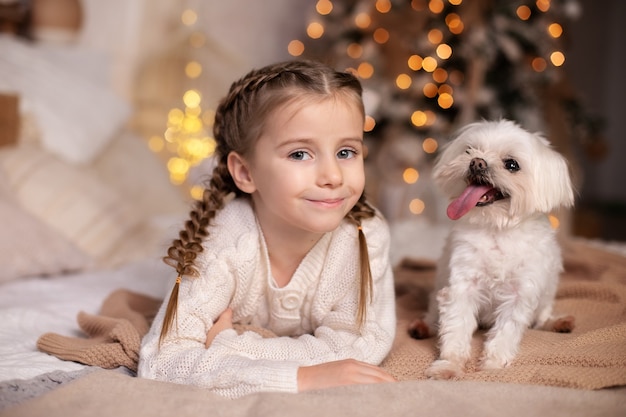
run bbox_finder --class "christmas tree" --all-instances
[288,0,602,223]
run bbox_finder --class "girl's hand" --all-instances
[297,359,396,391]
[205,308,234,348]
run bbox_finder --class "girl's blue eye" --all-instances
[289,150,310,161]
[337,149,356,159]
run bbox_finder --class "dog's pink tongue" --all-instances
[447,184,493,220]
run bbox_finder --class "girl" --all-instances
[138,59,396,398]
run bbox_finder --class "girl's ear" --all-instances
[227,152,256,194]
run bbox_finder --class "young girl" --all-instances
[138,59,396,398]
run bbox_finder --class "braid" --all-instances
[346,194,377,328]
[159,160,236,344]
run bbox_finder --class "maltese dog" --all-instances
[409,119,575,379]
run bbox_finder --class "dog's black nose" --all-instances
[470,158,488,173]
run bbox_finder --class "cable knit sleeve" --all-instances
[209,212,396,367]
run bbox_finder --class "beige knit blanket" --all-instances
[37,239,626,389]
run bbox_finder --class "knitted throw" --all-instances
[37,239,626,389]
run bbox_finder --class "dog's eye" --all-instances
[504,159,520,172]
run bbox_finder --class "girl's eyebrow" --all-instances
[277,137,364,149]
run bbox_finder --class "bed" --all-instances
[1,28,626,417]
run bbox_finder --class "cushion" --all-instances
[0,144,144,262]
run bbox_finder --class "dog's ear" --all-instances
[530,138,575,213]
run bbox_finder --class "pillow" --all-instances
[0,144,144,262]
[0,35,131,164]
[0,170,92,283]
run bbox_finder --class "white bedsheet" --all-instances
[0,257,172,382]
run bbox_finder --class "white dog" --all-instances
[409,119,575,379]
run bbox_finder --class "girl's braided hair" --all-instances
[159,60,377,344]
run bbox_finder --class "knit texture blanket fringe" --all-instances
[37,239,626,389]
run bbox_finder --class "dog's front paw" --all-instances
[425,359,465,380]
[408,318,431,339]
[479,355,509,370]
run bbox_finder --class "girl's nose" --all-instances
[317,157,343,187]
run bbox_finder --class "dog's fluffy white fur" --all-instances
[410,119,575,380]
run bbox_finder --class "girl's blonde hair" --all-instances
[159,60,376,344]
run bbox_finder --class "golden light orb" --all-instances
[423,83,438,98]
[403,167,419,184]
[427,28,444,44]
[307,22,325,39]
[181,9,197,26]
[422,137,438,153]
[438,92,454,109]
[536,0,551,12]
[516,5,531,20]
[183,89,201,108]
[548,23,563,38]
[148,135,165,153]
[446,13,464,34]
[357,62,375,79]
[436,43,452,59]
[408,55,423,70]
[168,108,185,126]
[411,0,426,11]
[185,61,202,79]
[428,0,444,14]
[375,0,392,13]
[190,185,205,201]
[316,0,333,15]
[355,12,371,29]
[411,110,427,127]
[409,198,426,215]
[433,68,448,83]
[532,57,547,72]
[373,27,390,44]
[550,51,565,66]
[288,39,305,56]
[422,56,438,72]
[396,73,412,89]
[347,43,363,59]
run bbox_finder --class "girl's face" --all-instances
[230,97,365,239]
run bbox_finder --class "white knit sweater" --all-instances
[138,198,396,398]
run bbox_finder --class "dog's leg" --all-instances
[425,286,478,380]
[480,295,534,370]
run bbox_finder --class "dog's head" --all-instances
[433,120,574,228]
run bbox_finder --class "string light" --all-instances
[409,199,425,214]
[375,0,392,13]
[403,168,419,184]
[148,7,218,192]
[422,137,438,153]
[516,6,531,20]
[288,40,305,56]
[316,0,333,15]
[307,22,325,39]
[396,73,412,89]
